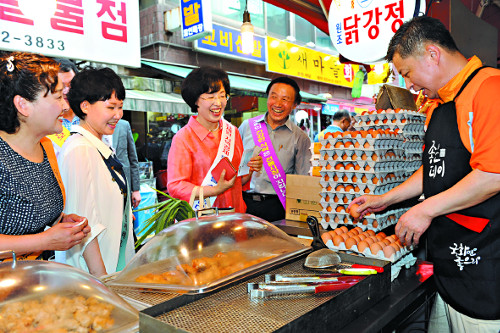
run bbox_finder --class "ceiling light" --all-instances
[240,0,254,54]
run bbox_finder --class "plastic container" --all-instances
[107,213,309,293]
[0,252,138,332]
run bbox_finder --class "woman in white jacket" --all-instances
[57,67,134,277]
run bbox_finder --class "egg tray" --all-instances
[320,174,403,189]
[319,207,408,232]
[320,150,405,164]
[324,238,412,264]
[320,181,403,197]
[319,159,417,172]
[320,207,406,226]
[355,109,426,122]
[320,136,404,150]
[320,169,408,182]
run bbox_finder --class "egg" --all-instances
[357,241,369,253]
[354,226,363,233]
[334,228,343,235]
[335,205,344,213]
[363,142,371,148]
[344,184,354,192]
[344,163,354,170]
[352,235,361,243]
[381,239,391,246]
[334,163,343,170]
[340,226,348,233]
[375,234,384,242]
[333,175,339,181]
[383,245,396,259]
[334,142,343,148]
[333,196,339,203]
[366,230,376,237]
[340,233,349,241]
[370,242,383,255]
[390,242,401,252]
[377,232,387,238]
[354,164,361,171]
[325,215,330,222]
[349,228,359,236]
[333,235,344,246]
[342,196,349,204]
[335,184,344,191]
[345,237,357,249]
[321,232,333,244]
[357,233,366,241]
[364,237,375,246]
[349,203,361,220]
[344,141,353,148]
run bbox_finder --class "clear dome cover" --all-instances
[107,213,308,293]
[0,257,138,332]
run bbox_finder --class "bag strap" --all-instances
[189,186,205,210]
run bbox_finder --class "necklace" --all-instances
[208,122,220,132]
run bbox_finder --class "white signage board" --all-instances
[328,0,425,63]
[0,0,140,68]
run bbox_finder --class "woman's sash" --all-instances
[192,119,235,209]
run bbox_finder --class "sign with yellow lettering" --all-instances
[266,37,359,88]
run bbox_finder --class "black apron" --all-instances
[423,67,500,319]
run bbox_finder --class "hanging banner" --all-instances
[0,0,140,67]
[266,36,359,88]
[180,0,212,41]
[194,23,266,64]
[328,0,425,63]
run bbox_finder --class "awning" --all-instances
[263,0,330,34]
[141,60,327,103]
[124,89,192,114]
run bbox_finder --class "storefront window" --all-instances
[294,15,314,45]
[265,4,290,37]
[316,28,337,53]
[135,112,190,174]
[212,0,264,29]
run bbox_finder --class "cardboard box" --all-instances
[375,84,417,111]
[286,174,322,222]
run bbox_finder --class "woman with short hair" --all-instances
[0,52,89,259]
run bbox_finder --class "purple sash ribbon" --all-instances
[249,115,287,209]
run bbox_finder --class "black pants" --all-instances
[243,192,285,222]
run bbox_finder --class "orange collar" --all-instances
[438,56,483,103]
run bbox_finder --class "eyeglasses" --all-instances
[199,93,230,103]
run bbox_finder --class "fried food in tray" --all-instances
[0,294,114,333]
[108,213,309,293]
[135,251,275,286]
[0,260,138,333]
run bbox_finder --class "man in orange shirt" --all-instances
[350,16,500,331]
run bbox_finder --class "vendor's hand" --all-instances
[247,156,263,173]
[216,170,237,194]
[395,202,433,246]
[131,191,142,208]
[44,220,90,251]
[348,194,389,218]
[61,214,90,237]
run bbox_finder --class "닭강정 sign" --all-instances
[0,0,140,67]
[328,0,425,63]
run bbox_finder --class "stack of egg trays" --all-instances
[319,205,409,232]
[318,140,407,232]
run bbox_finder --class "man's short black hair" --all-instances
[181,66,230,114]
[53,58,78,74]
[386,16,459,62]
[333,109,351,122]
[67,67,125,120]
[266,76,302,105]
